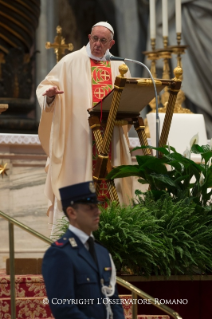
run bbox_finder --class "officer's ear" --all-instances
[66,206,77,221]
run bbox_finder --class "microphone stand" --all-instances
[106,55,160,157]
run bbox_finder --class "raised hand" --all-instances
[42,86,64,97]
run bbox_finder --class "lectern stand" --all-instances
[88,65,182,202]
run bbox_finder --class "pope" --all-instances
[36,22,133,232]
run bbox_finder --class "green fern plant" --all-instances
[51,196,212,276]
[94,195,212,276]
[50,215,69,241]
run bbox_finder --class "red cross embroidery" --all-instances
[94,87,105,99]
[100,70,110,81]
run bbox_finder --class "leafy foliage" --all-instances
[52,143,212,276]
[107,144,212,210]
[52,195,212,276]
[50,215,69,241]
[94,195,212,276]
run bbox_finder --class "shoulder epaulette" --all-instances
[52,236,70,248]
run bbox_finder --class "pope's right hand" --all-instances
[42,86,64,97]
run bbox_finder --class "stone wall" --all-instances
[0,134,49,269]
[0,134,143,269]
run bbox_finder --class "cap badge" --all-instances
[89,182,96,193]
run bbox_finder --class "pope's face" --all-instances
[88,26,115,58]
[67,203,101,235]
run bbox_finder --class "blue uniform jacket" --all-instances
[42,229,125,319]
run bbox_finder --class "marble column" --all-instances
[36,0,59,122]
[113,0,149,136]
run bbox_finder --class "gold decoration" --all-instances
[16,299,48,318]
[107,180,119,202]
[158,66,182,148]
[119,64,128,77]
[150,38,156,51]
[157,36,172,110]
[88,115,120,202]
[158,66,185,113]
[91,76,127,202]
[163,34,192,114]
[114,120,128,126]
[26,278,46,297]
[46,25,74,63]
[0,162,9,177]
[144,118,150,138]
[143,45,159,137]
[163,36,168,49]
[143,48,159,113]
[134,117,152,155]
[174,66,183,80]
[137,79,162,86]
[177,32,181,46]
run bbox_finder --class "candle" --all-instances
[150,0,156,39]
[175,0,181,33]
[162,0,168,37]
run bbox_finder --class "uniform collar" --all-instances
[68,224,94,245]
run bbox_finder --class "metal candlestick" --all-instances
[143,38,159,137]
[143,38,159,113]
[168,32,192,113]
[157,36,172,112]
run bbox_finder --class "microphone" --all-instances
[105,54,124,61]
[106,54,160,155]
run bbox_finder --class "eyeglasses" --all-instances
[91,35,112,45]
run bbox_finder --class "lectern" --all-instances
[88,65,182,202]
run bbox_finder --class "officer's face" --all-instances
[67,203,101,235]
[88,26,115,58]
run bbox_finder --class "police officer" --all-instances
[42,181,125,319]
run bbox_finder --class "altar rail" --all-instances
[0,210,182,319]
